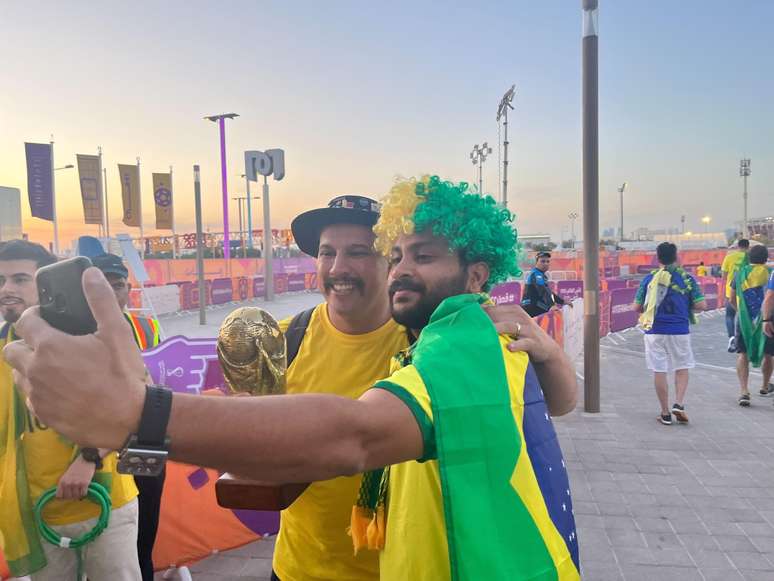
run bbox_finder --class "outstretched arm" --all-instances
[4,267,423,482]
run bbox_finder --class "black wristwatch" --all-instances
[80,447,103,470]
[117,385,172,477]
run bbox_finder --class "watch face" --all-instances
[117,448,168,477]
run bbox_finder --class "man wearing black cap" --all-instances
[270,195,408,581]
[92,253,162,581]
[521,251,565,317]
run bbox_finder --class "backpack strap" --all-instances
[285,307,316,368]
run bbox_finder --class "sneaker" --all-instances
[759,385,774,397]
[671,404,689,423]
[728,337,737,353]
[659,413,672,425]
[739,393,751,407]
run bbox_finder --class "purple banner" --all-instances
[489,281,521,305]
[287,273,306,292]
[609,287,639,332]
[211,278,234,304]
[605,279,627,291]
[252,276,265,297]
[273,258,317,275]
[25,142,54,220]
[557,280,583,301]
[702,282,720,310]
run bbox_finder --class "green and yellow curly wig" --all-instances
[373,175,521,289]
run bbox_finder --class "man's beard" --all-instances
[0,303,24,324]
[389,271,468,330]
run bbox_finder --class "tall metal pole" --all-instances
[205,113,239,259]
[50,138,59,255]
[740,158,750,237]
[245,174,253,249]
[582,0,600,413]
[98,146,107,240]
[233,196,245,258]
[103,166,110,242]
[194,165,206,325]
[262,176,275,301]
[496,86,515,207]
[502,108,510,207]
[137,157,145,258]
[616,182,627,242]
[170,165,177,258]
[218,118,230,259]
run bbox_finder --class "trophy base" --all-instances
[216,474,308,511]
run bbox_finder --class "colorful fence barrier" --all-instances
[489,281,522,305]
[609,288,639,333]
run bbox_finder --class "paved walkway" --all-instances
[159,311,774,580]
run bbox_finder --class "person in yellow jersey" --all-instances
[0,240,140,580]
[7,177,580,581]
[269,195,408,581]
[92,253,162,581]
[722,239,750,352]
[696,262,708,277]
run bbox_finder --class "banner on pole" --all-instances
[118,163,141,227]
[24,142,54,220]
[153,172,174,230]
[76,154,104,224]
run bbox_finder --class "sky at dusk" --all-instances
[1,0,772,248]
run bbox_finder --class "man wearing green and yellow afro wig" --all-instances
[346,175,580,580]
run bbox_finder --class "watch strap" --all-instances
[137,386,172,447]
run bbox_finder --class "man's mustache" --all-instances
[388,279,425,295]
[323,277,365,291]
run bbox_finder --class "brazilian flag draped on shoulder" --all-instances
[735,258,767,367]
[0,323,46,576]
[353,294,580,580]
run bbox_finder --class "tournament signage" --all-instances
[153,172,174,230]
[24,142,53,220]
[118,163,142,227]
[76,154,104,224]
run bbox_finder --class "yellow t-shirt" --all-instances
[0,325,137,527]
[696,266,708,277]
[722,250,747,299]
[374,338,578,581]
[272,304,409,581]
[22,421,138,525]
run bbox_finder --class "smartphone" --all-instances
[36,257,98,335]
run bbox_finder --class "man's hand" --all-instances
[56,456,96,500]
[765,321,774,339]
[483,303,577,416]
[3,267,146,450]
[483,303,561,363]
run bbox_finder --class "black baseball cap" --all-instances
[92,253,129,278]
[291,195,381,257]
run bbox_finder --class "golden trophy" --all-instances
[214,307,307,511]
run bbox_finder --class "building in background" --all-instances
[654,232,726,250]
[0,187,23,241]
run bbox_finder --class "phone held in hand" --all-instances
[36,257,98,335]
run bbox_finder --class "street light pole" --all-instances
[618,181,627,242]
[469,143,492,194]
[740,158,750,237]
[205,113,239,259]
[194,165,206,325]
[582,0,600,414]
[496,85,516,207]
[568,212,579,247]
[233,196,246,257]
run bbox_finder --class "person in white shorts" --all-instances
[635,242,707,425]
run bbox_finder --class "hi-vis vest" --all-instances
[124,312,160,351]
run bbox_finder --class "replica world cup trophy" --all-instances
[214,307,307,510]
